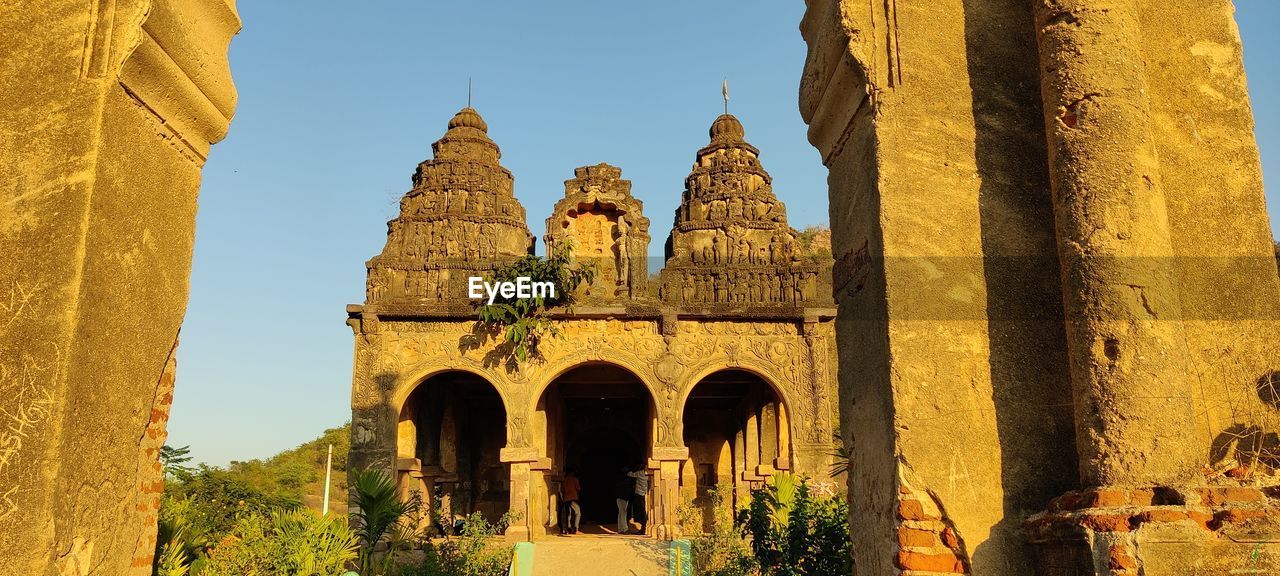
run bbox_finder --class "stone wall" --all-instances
[0,1,239,574]
[800,0,1280,574]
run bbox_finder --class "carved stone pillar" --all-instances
[501,446,539,541]
[651,446,689,541]
[0,1,239,573]
[1035,0,1198,488]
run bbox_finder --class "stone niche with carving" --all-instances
[364,107,536,310]
[544,163,651,301]
[659,114,832,310]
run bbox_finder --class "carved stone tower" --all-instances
[544,163,651,300]
[659,114,829,308]
[364,107,535,309]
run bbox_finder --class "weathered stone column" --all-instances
[500,447,538,541]
[651,446,689,540]
[0,1,238,574]
[1034,0,1199,488]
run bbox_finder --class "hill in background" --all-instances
[221,422,350,515]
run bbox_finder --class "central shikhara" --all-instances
[346,107,838,539]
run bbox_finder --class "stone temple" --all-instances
[346,107,837,539]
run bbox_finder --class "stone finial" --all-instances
[709,113,746,144]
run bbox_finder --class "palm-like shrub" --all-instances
[199,510,357,576]
[350,468,420,575]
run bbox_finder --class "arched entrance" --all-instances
[536,363,656,534]
[681,369,791,531]
[398,371,508,526]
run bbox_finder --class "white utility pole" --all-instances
[322,443,333,515]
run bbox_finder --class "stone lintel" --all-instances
[396,457,421,471]
[500,446,541,463]
[650,446,689,461]
[530,457,554,471]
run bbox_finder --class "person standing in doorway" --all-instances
[614,467,633,534]
[627,465,649,535]
[562,467,581,535]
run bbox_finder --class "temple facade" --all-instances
[347,107,837,539]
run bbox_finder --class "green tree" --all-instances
[199,510,357,576]
[161,445,196,480]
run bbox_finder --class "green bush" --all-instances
[737,474,850,576]
[199,510,357,576]
[407,513,513,576]
[686,487,759,576]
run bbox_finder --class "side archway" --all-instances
[397,370,510,525]
[679,368,793,530]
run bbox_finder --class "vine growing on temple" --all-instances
[475,241,596,362]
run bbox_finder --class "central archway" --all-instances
[535,363,657,534]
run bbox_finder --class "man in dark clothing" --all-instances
[627,465,649,534]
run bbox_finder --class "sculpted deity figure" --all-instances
[736,238,749,264]
[711,200,726,220]
[729,197,744,219]
[682,274,695,302]
[802,273,816,301]
[446,233,459,258]
[767,275,778,302]
[616,216,631,291]
[455,190,469,213]
[712,234,725,265]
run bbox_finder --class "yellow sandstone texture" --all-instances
[0,1,239,574]
[801,0,1280,574]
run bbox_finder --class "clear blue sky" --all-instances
[171,1,1280,466]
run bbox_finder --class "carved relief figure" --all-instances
[616,216,631,291]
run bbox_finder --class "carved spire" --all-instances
[364,107,535,308]
[659,114,829,308]
[545,163,651,301]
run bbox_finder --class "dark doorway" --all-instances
[538,364,653,531]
